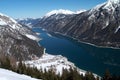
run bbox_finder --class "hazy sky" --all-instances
[0,0,106,18]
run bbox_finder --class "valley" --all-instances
[0,0,120,80]
[32,27,120,76]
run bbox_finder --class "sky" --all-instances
[0,0,106,19]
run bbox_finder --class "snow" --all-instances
[0,12,21,30]
[0,68,40,80]
[36,32,41,35]
[0,13,17,26]
[45,9,75,17]
[24,53,87,75]
[102,21,109,29]
[88,14,95,20]
[76,10,86,14]
[0,12,35,37]
[115,26,120,33]
[0,13,5,16]
[104,0,120,11]
[108,0,120,4]
[0,13,17,24]
[0,19,7,25]
[89,0,120,14]
[47,33,52,37]
[9,17,18,24]
[24,53,99,78]
[103,0,116,12]
[89,2,106,14]
[45,9,86,17]
[25,34,40,41]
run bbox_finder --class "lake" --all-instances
[32,27,120,76]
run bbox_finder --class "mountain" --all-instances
[16,18,41,28]
[35,0,120,48]
[34,9,85,32]
[17,9,85,29]
[0,68,39,80]
[44,9,75,17]
[0,13,44,61]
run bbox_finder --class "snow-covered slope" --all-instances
[0,68,40,80]
[0,12,22,30]
[0,13,44,60]
[0,13,40,41]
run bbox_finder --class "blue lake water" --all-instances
[32,27,120,76]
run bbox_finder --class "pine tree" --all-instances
[85,71,96,80]
[103,69,111,80]
[17,60,24,74]
[0,56,11,70]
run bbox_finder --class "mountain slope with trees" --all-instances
[0,13,44,60]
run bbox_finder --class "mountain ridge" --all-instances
[0,12,44,60]
[32,0,120,48]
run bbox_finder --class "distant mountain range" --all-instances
[18,0,120,48]
[0,13,44,61]
[16,18,41,28]
[16,9,86,28]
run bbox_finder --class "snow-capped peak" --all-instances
[0,12,40,41]
[89,0,120,14]
[76,10,86,14]
[105,0,120,8]
[45,9,75,17]
[0,12,19,30]
[0,13,17,24]
[44,9,86,18]
[108,0,120,4]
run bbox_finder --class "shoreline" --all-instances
[33,26,120,50]
[32,27,101,77]
[51,31,120,50]
[32,27,120,77]
[25,53,101,78]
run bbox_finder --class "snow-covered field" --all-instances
[0,68,40,80]
[24,53,87,75]
[25,34,40,41]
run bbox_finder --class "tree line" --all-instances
[0,55,120,80]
